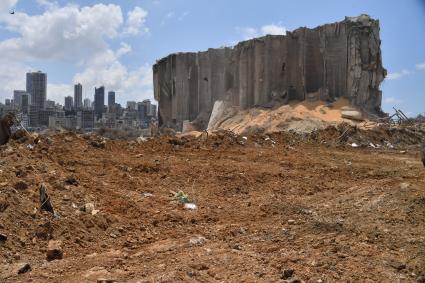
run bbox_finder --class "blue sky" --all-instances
[0,0,424,115]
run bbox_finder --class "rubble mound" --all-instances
[206,98,364,135]
[0,130,424,282]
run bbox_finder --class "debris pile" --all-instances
[0,128,424,282]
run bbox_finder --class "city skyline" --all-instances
[3,72,150,108]
[0,70,157,131]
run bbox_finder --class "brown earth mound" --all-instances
[0,129,424,282]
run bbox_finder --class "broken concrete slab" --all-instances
[341,110,364,121]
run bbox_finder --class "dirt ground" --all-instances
[0,130,424,282]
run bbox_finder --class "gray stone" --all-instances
[0,233,7,242]
[46,240,63,261]
[341,110,363,121]
[14,181,28,191]
[281,269,294,279]
[17,263,31,274]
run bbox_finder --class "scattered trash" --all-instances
[174,191,191,204]
[384,141,394,149]
[184,203,197,210]
[137,136,148,143]
[65,176,79,186]
[82,203,95,214]
[90,139,106,149]
[26,144,34,150]
[287,219,296,225]
[143,192,153,197]
[39,183,55,214]
[242,136,248,141]
[189,236,207,246]
[400,183,410,189]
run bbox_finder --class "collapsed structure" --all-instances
[153,15,386,130]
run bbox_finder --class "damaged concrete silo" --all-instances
[153,15,386,130]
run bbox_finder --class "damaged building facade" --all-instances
[153,15,386,130]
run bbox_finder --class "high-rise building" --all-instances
[83,98,91,109]
[5,99,11,106]
[77,110,95,129]
[13,90,27,109]
[29,105,39,127]
[45,100,56,108]
[127,101,137,111]
[108,91,115,108]
[65,96,73,111]
[94,86,105,119]
[21,93,31,114]
[142,99,151,116]
[39,108,62,127]
[137,102,146,121]
[26,71,47,109]
[74,83,83,109]
[150,104,157,117]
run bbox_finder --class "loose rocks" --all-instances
[46,240,63,261]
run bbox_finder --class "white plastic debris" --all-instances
[26,144,34,150]
[137,136,147,143]
[369,143,376,148]
[384,141,394,149]
[84,203,95,214]
[184,203,197,210]
[143,192,153,197]
[242,136,247,141]
[350,143,359,148]
[189,236,207,246]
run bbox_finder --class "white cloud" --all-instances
[0,0,17,14]
[383,97,402,104]
[416,62,425,70]
[238,27,259,40]
[0,3,123,62]
[116,42,132,57]
[237,23,287,41]
[0,59,29,100]
[123,6,148,36]
[178,11,189,21]
[0,2,152,105]
[386,69,410,80]
[161,11,175,25]
[47,83,73,104]
[261,24,286,35]
[36,0,58,10]
[73,48,153,103]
